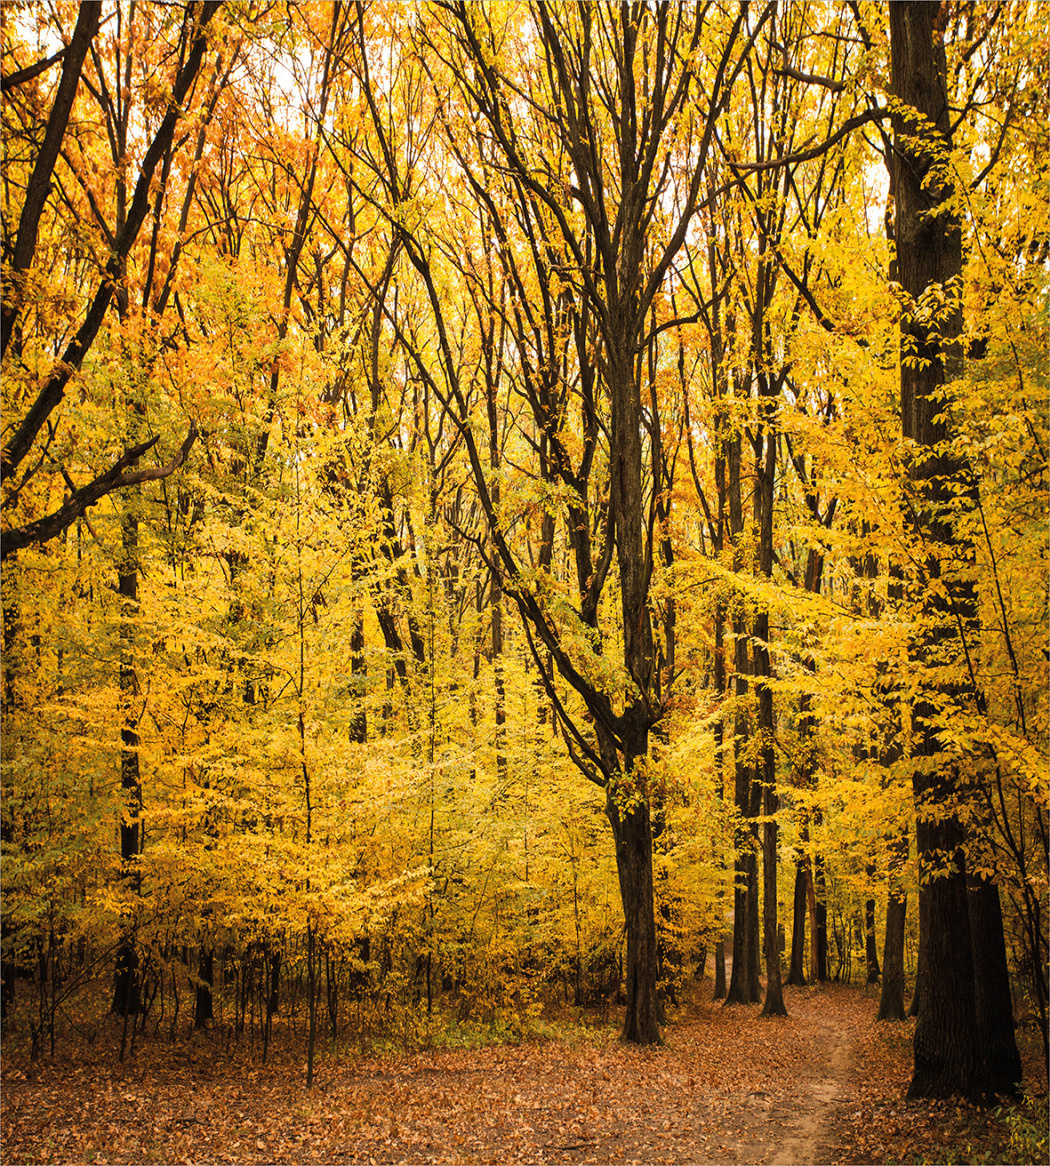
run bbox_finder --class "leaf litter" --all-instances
[2,981,1045,1165]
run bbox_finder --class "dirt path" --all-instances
[648,982,866,1166]
[761,991,857,1166]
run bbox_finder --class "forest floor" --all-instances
[2,980,1046,1165]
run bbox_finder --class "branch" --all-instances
[2,424,197,559]
[726,107,890,173]
[772,63,846,94]
[0,46,68,93]
[1,2,101,359]
[1,1,222,483]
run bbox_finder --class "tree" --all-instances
[889,0,1021,1101]
[1,2,221,555]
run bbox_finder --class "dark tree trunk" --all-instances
[754,412,785,1018]
[112,513,141,1018]
[889,0,1017,1102]
[725,424,759,1007]
[746,844,762,1001]
[787,857,809,986]
[713,939,727,1000]
[349,613,367,743]
[865,896,881,984]
[267,944,281,1016]
[968,875,1022,1096]
[909,950,921,1018]
[194,948,214,1028]
[910,855,982,1098]
[760,796,787,1016]
[878,890,908,1020]
[606,786,660,1044]
[878,827,909,1020]
[812,855,829,982]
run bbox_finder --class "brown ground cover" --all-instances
[2,981,1045,1165]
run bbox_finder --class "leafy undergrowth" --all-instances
[2,982,1046,1165]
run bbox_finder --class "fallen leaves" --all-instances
[2,982,1046,1165]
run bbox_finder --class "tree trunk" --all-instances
[889,0,1016,1102]
[606,786,661,1044]
[910,857,982,1098]
[746,843,762,1002]
[112,511,141,1018]
[865,896,881,984]
[812,855,829,981]
[878,890,908,1020]
[878,827,909,1020]
[713,939,727,1000]
[760,792,786,1015]
[194,948,214,1028]
[787,857,809,986]
[725,425,759,1007]
[968,875,1022,1096]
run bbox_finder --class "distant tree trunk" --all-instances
[268,947,281,1016]
[787,857,809,986]
[194,948,214,1027]
[878,828,909,1020]
[865,895,881,984]
[713,939,727,1000]
[349,612,367,743]
[811,854,829,982]
[112,510,141,1020]
[746,842,762,1001]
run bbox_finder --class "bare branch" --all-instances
[2,425,197,559]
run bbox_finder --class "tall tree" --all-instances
[889,0,1020,1101]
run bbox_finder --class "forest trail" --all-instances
[756,990,857,1166]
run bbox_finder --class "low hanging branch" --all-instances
[2,424,197,560]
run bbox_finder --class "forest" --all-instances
[1,1,1047,1161]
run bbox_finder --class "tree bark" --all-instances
[787,857,809,986]
[606,783,660,1044]
[889,0,1018,1101]
[878,827,909,1021]
[968,875,1022,1096]
[865,896,881,984]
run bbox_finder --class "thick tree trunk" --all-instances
[910,845,982,1098]
[890,0,1019,1101]
[606,786,661,1044]
[968,875,1022,1096]
[878,889,908,1020]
